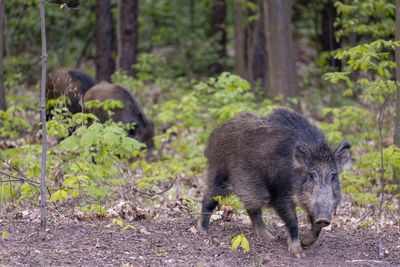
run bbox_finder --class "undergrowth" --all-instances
[0,52,399,215]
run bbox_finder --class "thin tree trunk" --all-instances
[39,0,48,232]
[320,0,341,68]
[234,0,248,80]
[394,0,400,187]
[190,0,195,34]
[0,0,5,111]
[234,0,267,89]
[117,0,138,77]
[211,0,227,75]
[264,0,297,102]
[250,0,267,88]
[95,0,114,82]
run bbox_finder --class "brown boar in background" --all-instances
[83,82,155,151]
[46,68,96,118]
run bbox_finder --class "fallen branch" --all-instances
[132,177,177,197]
[352,209,374,233]
[345,260,384,264]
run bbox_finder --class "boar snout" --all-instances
[314,218,330,227]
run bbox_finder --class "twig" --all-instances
[1,157,30,180]
[0,179,20,182]
[0,170,40,185]
[345,260,384,264]
[378,96,389,215]
[353,209,374,233]
[357,209,374,223]
[132,177,177,197]
[386,207,399,225]
[43,0,81,10]
[378,241,383,257]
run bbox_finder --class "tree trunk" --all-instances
[0,0,5,111]
[234,0,267,87]
[320,0,341,68]
[117,0,138,77]
[249,0,267,89]
[234,0,249,81]
[264,0,297,101]
[95,0,114,82]
[394,0,400,187]
[211,0,227,75]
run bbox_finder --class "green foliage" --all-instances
[51,120,144,202]
[335,0,395,39]
[112,219,137,232]
[231,234,250,253]
[0,106,30,139]
[323,13,399,206]
[213,195,244,213]
[4,0,96,83]
[134,53,171,82]
[359,219,374,228]
[139,0,229,77]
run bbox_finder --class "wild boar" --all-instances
[198,108,351,256]
[46,68,96,116]
[83,82,155,150]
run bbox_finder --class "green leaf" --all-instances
[123,225,137,232]
[231,235,241,251]
[241,235,250,252]
[50,189,69,203]
[58,135,80,151]
[213,195,222,205]
[2,230,9,240]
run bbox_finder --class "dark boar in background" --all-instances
[46,68,96,117]
[199,108,351,256]
[83,82,155,150]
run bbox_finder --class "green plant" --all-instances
[0,106,30,139]
[231,234,250,253]
[323,39,400,206]
[112,219,137,232]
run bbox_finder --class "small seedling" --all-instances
[231,234,250,253]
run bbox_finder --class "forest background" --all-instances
[0,0,399,264]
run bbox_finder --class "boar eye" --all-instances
[331,173,338,182]
[304,172,315,184]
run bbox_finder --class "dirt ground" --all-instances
[0,205,399,267]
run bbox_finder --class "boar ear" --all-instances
[293,143,309,169]
[335,140,352,171]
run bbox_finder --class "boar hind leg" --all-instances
[247,208,276,240]
[301,216,322,246]
[198,172,229,233]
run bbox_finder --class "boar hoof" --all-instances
[197,221,208,234]
[289,239,305,257]
[255,227,277,241]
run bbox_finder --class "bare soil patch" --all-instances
[0,209,399,267]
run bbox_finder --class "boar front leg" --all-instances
[274,201,304,257]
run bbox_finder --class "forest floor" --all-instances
[0,200,399,267]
